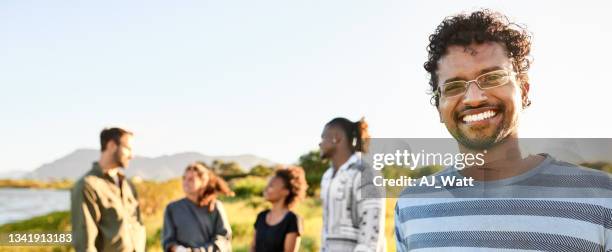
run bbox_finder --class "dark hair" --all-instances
[326,117,370,153]
[274,166,307,208]
[100,127,133,151]
[424,9,532,107]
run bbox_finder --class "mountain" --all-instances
[24,149,276,181]
[0,170,29,179]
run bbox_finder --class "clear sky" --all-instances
[1,0,611,173]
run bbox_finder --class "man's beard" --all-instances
[453,124,505,150]
[113,150,127,168]
[451,105,516,150]
[320,148,333,160]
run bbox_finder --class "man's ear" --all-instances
[106,140,117,152]
[332,130,342,144]
[437,106,444,123]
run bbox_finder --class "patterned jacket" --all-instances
[320,153,386,252]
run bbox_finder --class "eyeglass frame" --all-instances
[433,69,520,99]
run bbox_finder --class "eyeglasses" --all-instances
[435,69,517,98]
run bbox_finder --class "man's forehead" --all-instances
[120,134,134,145]
[322,125,334,133]
[323,125,341,134]
[437,42,512,81]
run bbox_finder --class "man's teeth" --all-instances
[462,110,497,123]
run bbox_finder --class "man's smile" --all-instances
[456,106,502,127]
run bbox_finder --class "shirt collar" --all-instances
[335,152,361,172]
[92,162,125,181]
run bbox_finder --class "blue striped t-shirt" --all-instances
[394,154,612,252]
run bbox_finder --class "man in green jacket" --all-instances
[71,127,146,252]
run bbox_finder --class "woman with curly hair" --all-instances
[162,163,234,252]
[250,166,308,252]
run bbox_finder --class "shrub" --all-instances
[230,176,267,198]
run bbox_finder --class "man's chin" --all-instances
[453,130,500,150]
[459,138,497,150]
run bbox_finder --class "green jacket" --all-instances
[71,162,146,252]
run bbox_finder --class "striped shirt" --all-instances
[394,154,612,252]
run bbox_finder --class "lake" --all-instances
[0,188,70,225]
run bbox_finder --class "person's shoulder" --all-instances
[321,167,333,180]
[286,211,303,233]
[257,209,270,218]
[72,176,86,189]
[77,172,104,192]
[322,167,333,176]
[286,210,299,220]
[545,158,611,176]
[254,209,270,224]
[348,160,367,171]
[346,161,371,179]
[166,198,188,210]
[214,199,225,208]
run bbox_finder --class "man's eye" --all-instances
[443,82,466,95]
[480,74,508,87]
[483,71,510,81]
[483,74,503,81]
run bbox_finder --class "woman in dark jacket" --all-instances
[162,163,234,252]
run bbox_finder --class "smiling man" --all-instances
[394,10,612,251]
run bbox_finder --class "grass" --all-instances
[0,212,72,252]
[0,179,73,190]
[2,161,610,251]
[0,199,398,252]
[0,176,399,252]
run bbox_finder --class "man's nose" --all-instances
[462,81,487,106]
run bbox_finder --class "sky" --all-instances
[1,0,611,173]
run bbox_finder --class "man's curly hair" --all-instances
[424,9,532,107]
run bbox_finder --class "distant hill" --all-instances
[0,170,29,179]
[24,149,276,181]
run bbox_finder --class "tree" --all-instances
[249,164,274,177]
[221,161,244,176]
[210,159,245,177]
[297,150,330,196]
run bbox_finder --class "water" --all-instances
[0,188,70,225]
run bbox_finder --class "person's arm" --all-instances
[127,180,144,225]
[210,201,232,252]
[161,205,179,252]
[71,181,100,252]
[351,171,386,252]
[283,213,302,252]
[127,180,146,252]
[283,233,300,252]
[249,230,257,252]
